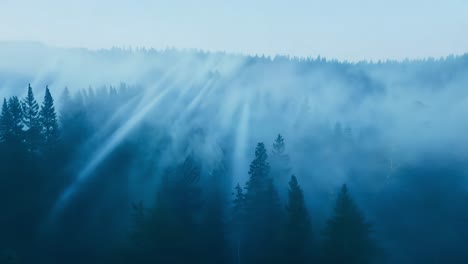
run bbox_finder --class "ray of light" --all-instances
[232,95,251,186]
[171,78,215,128]
[48,53,250,222]
[49,55,204,219]
[50,85,174,218]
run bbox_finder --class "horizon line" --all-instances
[1,39,467,64]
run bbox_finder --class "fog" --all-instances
[1,41,468,263]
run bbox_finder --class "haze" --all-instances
[1,0,467,61]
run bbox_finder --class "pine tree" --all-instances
[128,156,204,263]
[202,162,228,264]
[321,184,377,264]
[127,191,177,264]
[22,84,41,153]
[232,183,246,227]
[283,175,313,264]
[59,88,89,146]
[245,143,271,199]
[272,134,285,156]
[243,142,283,264]
[40,86,59,146]
[7,96,24,145]
[231,183,246,264]
[0,99,12,143]
[60,87,71,114]
[271,134,291,192]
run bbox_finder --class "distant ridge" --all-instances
[0,40,467,64]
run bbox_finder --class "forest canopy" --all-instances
[1,45,468,263]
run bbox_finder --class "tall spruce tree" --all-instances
[283,175,313,264]
[271,134,291,192]
[243,142,283,264]
[59,88,89,146]
[231,182,246,264]
[7,96,24,146]
[202,161,228,264]
[272,134,285,155]
[0,99,12,143]
[40,86,59,146]
[59,87,71,117]
[22,84,41,153]
[321,184,377,264]
[128,156,204,263]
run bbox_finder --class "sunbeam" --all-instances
[51,84,172,217]
[231,94,251,186]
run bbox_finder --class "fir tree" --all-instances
[0,99,12,143]
[321,184,377,264]
[59,88,89,146]
[40,86,59,146]
[245,143,271,199]
[231,183,246,264]
[7,96,24,145]
[283,175,313,264]
[128,156,204,263]
[202,162,228,264]
[271,134,291,192]
[60,87,71,115]
[272,134,285,156]
[22,84,41,153]
[243,142,283,264]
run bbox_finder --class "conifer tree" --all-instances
[22,84,41,153]
[128,156,204,263]
[40,86,59,146]
[59,88,89,146]
[60,87,71,114]
[0,99,12,143]
[271,134,291,191]
[272,134,285,156]
[127,190,176,264]
[231,183,246,264]
[7,96,24,145]
[283,175,313,264]
[202,162,228,264]
[243,142,282,264]
[321,184,377,264]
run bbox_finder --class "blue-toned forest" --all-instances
[1,44,468,263]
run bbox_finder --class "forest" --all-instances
[1,44,468,263]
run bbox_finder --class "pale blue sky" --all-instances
[0,0,467,61]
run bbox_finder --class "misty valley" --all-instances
[1,45,468,264]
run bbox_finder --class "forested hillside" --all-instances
[1,45,468,263]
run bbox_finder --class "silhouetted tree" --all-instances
[127,156,204,263]
[40,86,59,147]
[22,84,41,153]
[321,184,377,264]
[282,175,313,264]
[231,183,246,264]
[59,88,90,147]
[243,142,283,264]
[271,134,291,192]
[7,96,24,146]
[201,162,229,264]
[0,99,12,143]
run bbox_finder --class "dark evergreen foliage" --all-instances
[40,86,59,147]
[22,84,42,153]
[321,184,377,264]
[0,98,12,143]
[270,134,291,192]
[7,96,24,146]
[242,142,283,264]
[282,175,313,264]
[7,81,467,264]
